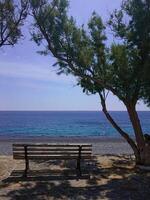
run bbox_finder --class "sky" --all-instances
[0,0,149,111]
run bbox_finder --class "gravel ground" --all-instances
[0,136,133,155]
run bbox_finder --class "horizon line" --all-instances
[0,110,149,112]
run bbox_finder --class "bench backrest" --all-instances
[13,143,92,160]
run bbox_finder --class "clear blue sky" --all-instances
[0,0,149,111]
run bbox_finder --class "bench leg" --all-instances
[24,159,29,177]
[76,159,81,177]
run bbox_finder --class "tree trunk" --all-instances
[126,103,150,165]
[99,94,141,163]
[126,103,145,148]
[99,94,150,166]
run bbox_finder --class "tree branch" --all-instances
[0,0,28,47]
[99,92,140,161]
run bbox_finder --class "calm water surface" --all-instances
[0,111,150,138]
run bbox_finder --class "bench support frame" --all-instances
[24,145,29,177]
[12,143,92,178]
[76,145,82,176]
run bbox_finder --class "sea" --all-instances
[0,111,150,138]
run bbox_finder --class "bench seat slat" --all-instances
[13,144,92,148]
[13,151,92,155]
[13,153,91,156]
[13,148,92,152]
[13,154,92,158]
[13,155,91,160]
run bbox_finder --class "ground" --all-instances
[0,155,150,200]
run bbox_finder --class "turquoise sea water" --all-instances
[0,111,150,138]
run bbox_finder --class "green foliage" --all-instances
[0,0,28,47]
[109,0,150,104]
[30,0,150,106]
[30,0,107,94]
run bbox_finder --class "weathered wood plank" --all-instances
[13,143,92,147]
[13,148,92,152]
[13,155,91,160]
[13,154,92,158]
[13,151,92,155]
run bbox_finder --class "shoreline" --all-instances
[0,135,127,142]
[0,136,133,155]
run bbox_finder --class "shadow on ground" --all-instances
[0,155,150,200]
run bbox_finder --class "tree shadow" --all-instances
[3,169,91,182]
[1,157,97,183]
[0,155,150,200]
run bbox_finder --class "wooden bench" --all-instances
[13,143,92,177]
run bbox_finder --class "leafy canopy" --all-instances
[0,0,28,47]
[30,0,150,106]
